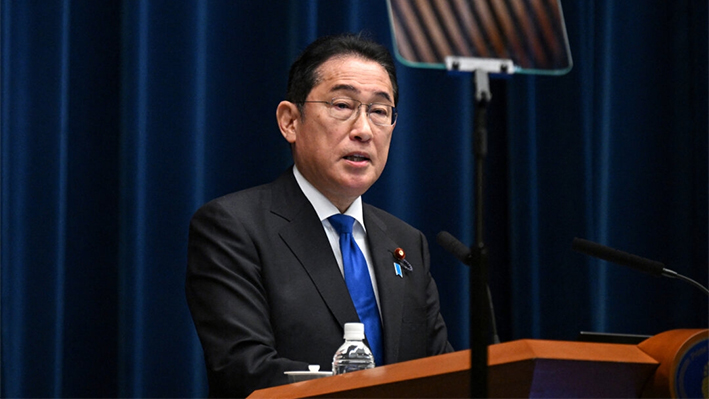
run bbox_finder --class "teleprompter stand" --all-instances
[386,1,573,395]
[446,56,514,398]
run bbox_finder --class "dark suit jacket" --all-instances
[186,168,453,398]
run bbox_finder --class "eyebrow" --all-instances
[329,84,393,104]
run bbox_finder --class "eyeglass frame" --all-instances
[299,97,398,126]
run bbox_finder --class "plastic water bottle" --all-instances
[332,322,375,375]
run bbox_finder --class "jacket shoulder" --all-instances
[363,203,421,237]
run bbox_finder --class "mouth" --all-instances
[343,153,370,163]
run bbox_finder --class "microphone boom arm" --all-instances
[665,270,709,296]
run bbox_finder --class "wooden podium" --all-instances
[248,329,707,398]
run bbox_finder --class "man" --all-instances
[186,33,453,398]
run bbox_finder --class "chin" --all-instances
[339,178,375,197]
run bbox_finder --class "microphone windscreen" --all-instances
[437,231,472,265]
[572,237,665,276]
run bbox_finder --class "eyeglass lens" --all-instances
[328,98,396,126]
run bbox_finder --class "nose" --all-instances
[350,104,373,142]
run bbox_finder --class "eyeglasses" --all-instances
[301,97,398,126]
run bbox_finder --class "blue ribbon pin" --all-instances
[394,262,403,278]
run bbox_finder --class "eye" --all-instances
[331,98,356,110]
[369,104,391,116]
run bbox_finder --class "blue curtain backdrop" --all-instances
[1,0,706,397]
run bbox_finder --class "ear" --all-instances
[276,101,300,144]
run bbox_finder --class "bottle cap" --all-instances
[343,322,365,340]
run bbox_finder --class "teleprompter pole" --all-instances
[469,68,490,398]
[446,57,512,398]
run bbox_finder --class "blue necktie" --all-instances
[328,214,383,366]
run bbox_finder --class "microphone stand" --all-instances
[446,57,513,398]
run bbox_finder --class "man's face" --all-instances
[281,56,396,211]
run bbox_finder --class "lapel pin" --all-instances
[392,247,413,272]
[394,262,403,278]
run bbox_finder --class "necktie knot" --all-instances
[329,214,355,235]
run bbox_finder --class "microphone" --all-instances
[437,231,501,344]
[572,237,709,296]
[436,231,474,265]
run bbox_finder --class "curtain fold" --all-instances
[2,0,706,397]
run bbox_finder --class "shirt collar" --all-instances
[293,165,365,231]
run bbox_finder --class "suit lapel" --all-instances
[270,170,360,329]
[270,169,407,364]
[363,206,406,364]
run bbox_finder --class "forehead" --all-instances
[312,55,394,100]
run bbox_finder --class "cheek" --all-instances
[377,133,393,156]
[300,120,334,153]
